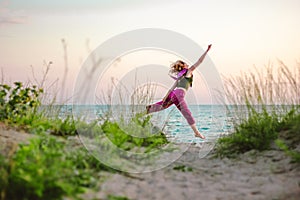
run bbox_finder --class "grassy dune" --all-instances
[215,61,300,161]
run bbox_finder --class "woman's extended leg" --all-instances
[175,99,195,125]
[173,90,205,139]
[178,101,205,139]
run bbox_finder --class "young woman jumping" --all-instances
[146,44,212,139]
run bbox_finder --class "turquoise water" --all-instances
[158,105,231,143]
[50,104,233,143]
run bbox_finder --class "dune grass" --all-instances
[215,61,300,160]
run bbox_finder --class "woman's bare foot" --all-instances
[194,132,205,139]
[190,124,205,139]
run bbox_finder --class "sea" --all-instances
[48,104,234,144]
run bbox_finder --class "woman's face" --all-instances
[183,63,189,69]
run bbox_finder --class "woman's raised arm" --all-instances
[188,44,212,74]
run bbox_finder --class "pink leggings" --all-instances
[146,89,195,125]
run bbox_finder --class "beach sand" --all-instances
[85,142,300,200]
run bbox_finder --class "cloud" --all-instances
[0,0,28,26]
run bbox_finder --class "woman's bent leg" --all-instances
[178,103,205,139]
[175,98,195,126]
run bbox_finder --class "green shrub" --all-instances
[49,116,77,136]
[0,82,77,137]
[0,135,102,200]
[217,62,300,158]
[101,117,168,152]
[0,82,43,122]
[216,108,279,157]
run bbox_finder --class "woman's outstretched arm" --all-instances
[187,44,212,74]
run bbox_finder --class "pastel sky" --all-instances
[1,0,300,104]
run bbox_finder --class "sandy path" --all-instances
[88,144,300,200]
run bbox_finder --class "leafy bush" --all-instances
[0,135,109,200]
[0,82,43,122]
[101,117,168,152]
[49,116,77,136]
[0,82,77,137]
[216,109,279,157]
[216,107,300,158]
